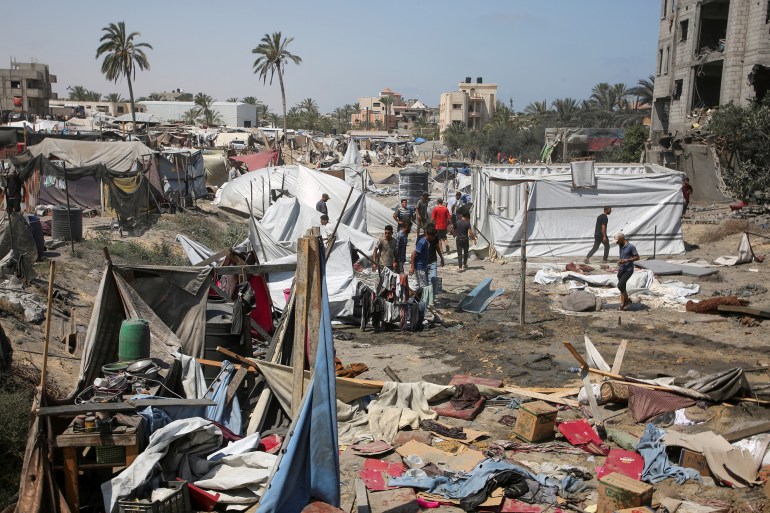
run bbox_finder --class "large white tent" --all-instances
[473,163,686,258]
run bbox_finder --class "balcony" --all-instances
[469,95,484,101]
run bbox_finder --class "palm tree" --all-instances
[252,32,302,138]
[524,100,549,116]
[227,97,239,103]
[103,92,126,102]
[84,90,102,102]
[590,83,615,112]
[256,103,270,127]
[194,93,222,126]
[298,97,318,113]
[242,96,259,105]
[68,85,91,101]
[269,113,280,128]
[95,21,152,133]
[183,108,199,125]
[612,83,630,110]
[490,102,515,127]
[147,93,163,101]
[378,96,394,130]
[551,98,580,125]
[627,75,655,109]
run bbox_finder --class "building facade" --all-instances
[438,78,497,134]
[352,88,404,130]
[650,0,770,141]
[0,61,57,117]
[48,100,144,119]
[139,101,257,127]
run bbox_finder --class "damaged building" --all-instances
[648,0,770,201]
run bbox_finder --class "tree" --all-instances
[628,75,655,108]
[252,32,302,138]
[95,21,152,133]
[227,97,239,103]
[378,96,394,130]
[524,100,549,116]
[298,97,318,113]
[67,86,91,101]
[183,108,199,125]
[84,90,102,102]
[103,92,126,102]
[551,98,580,125]
[602,124,648,163]
[256,103,271,127]
[194,93,222,126]
[242,96,259,105]
[177,92,193,102]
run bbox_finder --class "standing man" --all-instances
[319,214,332,243]
[615,232,640,311]
[425,226,444,303]
[448,191,464,231]
[227,161,243,183]
[395,223,410,273]
[4,167,24,213]
[584,206,612,264]
[431,198,452,253]
[392,198,415,232]
[372,225,397,270]
[681,177,693,217]
[316,193,329,216]
[415,192,430,237]
[410,226,437,290]
[454,211,477,271]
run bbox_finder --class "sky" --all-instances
[2,0,660,114]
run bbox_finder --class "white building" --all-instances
[139,101,257,127]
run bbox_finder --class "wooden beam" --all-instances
[502,386,580,408]
[723,422,770,442]
[383,365,403,383]
[717,304,770,319]
[355,478,371,513]
[292,236,312,417]
[611,339,628,375]
[214,262,297,275]
[306,236,321,366]
[197,357,257,373]
[216,346,259,368]
[225,366,249,406]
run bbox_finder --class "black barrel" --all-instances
[399,166,429,206]
[51,206,83,241]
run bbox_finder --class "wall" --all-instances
[139,101,256,127]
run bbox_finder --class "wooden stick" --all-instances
[325,185,355,254]
[41,261,56,389]
[196,357,256,373]
[611,339,628,375]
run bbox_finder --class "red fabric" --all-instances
[360,459,406,491]
[431,205,451,230]
[627,385,695,422]
[231,151,274,171]
[248,275,273,338]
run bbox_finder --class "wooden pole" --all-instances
[62,163,75,255]
[41,261,56,390]
[325,186,355,254]
[519,183,529,325]
[291,236,311,417]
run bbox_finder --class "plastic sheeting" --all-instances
[158,150,207,198]
[27,139,154,172]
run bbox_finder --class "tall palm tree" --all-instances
[551,98,580,125]
[227,97,239,103]
[103,92,126,102]
[183,108,199,125]
[590,83,615,112]
[379,96,394,130]
[612,83,630,110]
[256,103,270,127]
[242,96,259,105]
[627,75,655,109]
[298,97,318,113]
[68,85,91,101]
[194,93,222,126]
[84,90,102,102]
[524,100,549,116]
[251,32,302,138]
[95,21,152,133]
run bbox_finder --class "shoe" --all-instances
[583,258,590,264]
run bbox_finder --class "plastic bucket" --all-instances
[118,319,151,361]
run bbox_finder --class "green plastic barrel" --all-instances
[118,319,151,361]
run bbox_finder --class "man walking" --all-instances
[431,198,452,253]
[416,192,430,237]
[392,198,415,231]
[395,224,410,273]
[615,232,640,311]
[454,211,476,271]
[316,193,329,216]
[584,206,611,264]
[4,168,24,213]
[372,225,397,270]
[410,226,437,291]
[682,177,693,217]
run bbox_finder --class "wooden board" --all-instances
[717,304,770,319]
[502,386,580,408]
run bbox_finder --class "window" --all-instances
[673,79,683,99]
[661,0,667,18]
[680,19,689,41]
[664,46,670,74]
[244,120,251,128]
[10,80,20,89]
[658,48,664,76]
[117,106,125,113]
[373,102,380,108]
[452,104,462,109]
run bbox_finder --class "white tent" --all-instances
[474,164,685,258]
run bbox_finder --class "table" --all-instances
[54,420,143,512]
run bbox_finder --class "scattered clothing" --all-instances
[637,423,701,484]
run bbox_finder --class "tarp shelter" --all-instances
[202,151,229,188]
[472,163,685,258]
[231,151,276,171]
[159,149,207,200]
[12,139,161,217]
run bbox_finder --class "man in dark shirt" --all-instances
[410,226,437,290]
[5,169,24,213]
[615,232,640,311]
[584,206,611,264]
[316,193,329,216]
[681,177,693,217]
[392,198,415,231]
[454,212,476,271]
[415,192,430,237]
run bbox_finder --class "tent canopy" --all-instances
[27,139,154,172]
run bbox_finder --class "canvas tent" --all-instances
[202,151,229,188]
[158,149,207,200]
[473,163,685,258]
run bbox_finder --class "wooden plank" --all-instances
[197,357,257,373]
[292,237,311,417]
[55,431,139,448]
[611,339,628,375]
[215,262,297,275]
[226,365,249,406]
[38,403,136,416]
[723,422,770,442]
[383,366,403,383]
[355,478,371,513]
[717,304,770,319]
[501,386,580,408]
[581,371,604,424]
[62,447,78,512]
[563,341,589,369]
[306,237,321,366]
[216,346,259,368]
[129,398,216,407]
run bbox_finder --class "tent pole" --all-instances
[62,162,75,255]
[519,183,529,326]
[325,186,354,255]
[41,260,55,390]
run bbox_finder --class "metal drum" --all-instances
[399,166,429,206]
[51,205,83,241]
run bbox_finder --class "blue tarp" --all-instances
[257,244,340,512]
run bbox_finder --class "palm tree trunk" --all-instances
[127,75,136,134]
[278,70,287,141]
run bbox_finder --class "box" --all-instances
[678,448,715,479]
[597,472,653,513]
[512,401,557,442]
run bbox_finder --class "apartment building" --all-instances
[438,77,497,134]
[0,61,57,117]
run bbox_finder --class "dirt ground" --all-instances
[6,163,770,510]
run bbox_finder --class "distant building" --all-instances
[352,88,405,130]
[393,99,437,134]
[48,100,144,118]
[139,101,257,127]
[0,61,57,117]
[650,0,770,142]
[439,78,497,134]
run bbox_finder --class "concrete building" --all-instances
[648,0,770,201]
[352,88,404,130]
[438,78,497,134]
[650,0,770,140]
[48,100,144,118]
[0,61,57,117]
[139,101,257,127]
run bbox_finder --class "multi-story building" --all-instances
[0,61,57,118]
[48,100,145,119]
[648,0,770,200]
[438,78,497,134]
[352,88,404,130]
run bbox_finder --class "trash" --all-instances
[524,353,555,371]
[558,419,608,456]
[512,401,558,443]
[359,459,406,491]
[597,472,653,513]
[455,278,505,313]
[595,449,644,480]
[403,455,424,469]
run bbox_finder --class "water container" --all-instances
[26,215,45,259]
[399,167,429,207]
[118,319,151,361]
[51,205,83,241]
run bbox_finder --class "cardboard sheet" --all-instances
[395,440,485,473]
